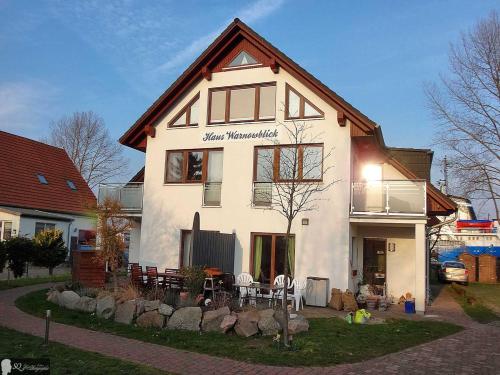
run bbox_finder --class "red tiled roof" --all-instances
[0,130,96,215]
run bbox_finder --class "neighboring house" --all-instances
[0,130,96,251]
[105,19,455,312]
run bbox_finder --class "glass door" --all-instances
[252,233,295,284]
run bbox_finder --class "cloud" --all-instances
[157,0,286,73]
[0,81,59,134]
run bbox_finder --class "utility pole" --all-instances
[442,156,449,195]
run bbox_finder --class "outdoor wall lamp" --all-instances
[388,243,396,252]
[302,218,309,226]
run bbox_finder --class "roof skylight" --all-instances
[37,174,48,185]
[66,180,77,191]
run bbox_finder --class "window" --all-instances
[37,174,48,184]
[168,93,200,127]
[0,221,13,241]
[66,180,77,191]
[35,222,56,235]
[254,144,324,182]
[251,233,295,283]
[285,84,324,120]
[208,83,276,124]
[226,51,260,69]
[165,148,223,184]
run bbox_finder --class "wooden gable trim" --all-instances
[119,19,379,151]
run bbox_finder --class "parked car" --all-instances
[438,261,469,284]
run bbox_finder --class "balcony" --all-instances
[203,182,222,206]
[253,182,273,207]
[351,180,426,216]
[98,183,143,213]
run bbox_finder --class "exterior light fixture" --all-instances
[388,243,396,252]
[302,218,309,226]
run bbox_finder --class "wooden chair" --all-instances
[131,264,144,288]
[146,266,159,289]
[164,268,182,289]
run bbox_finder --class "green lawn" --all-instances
[0,326,167,374]
[0,274,70,290]
[449,283,499,324]
[16,289,463,367]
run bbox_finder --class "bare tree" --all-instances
[254,119,336,347]
[46,111,128,189]
[425,11,500,218]
[94,197,132,291]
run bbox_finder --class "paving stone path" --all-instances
[1,283,498,374]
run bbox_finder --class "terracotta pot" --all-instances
[179,291,189,301]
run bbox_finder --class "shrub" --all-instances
[32,229,68,275]
[180,266,207,298]
[4,237,35,278]
[0,240,6,273]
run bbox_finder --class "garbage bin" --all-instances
[306,277,329,307]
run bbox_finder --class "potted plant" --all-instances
[180,266,207,300]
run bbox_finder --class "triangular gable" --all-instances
[119,18,378,151]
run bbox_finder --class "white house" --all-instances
[0,131,96,250]
[107,19,455,312]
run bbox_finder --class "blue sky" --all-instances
[0,0,496,210]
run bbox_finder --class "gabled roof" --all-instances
[119,18,379,150]
[0,131,96,215]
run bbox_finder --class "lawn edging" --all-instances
[0,274,70,291]
[15,288,463,367]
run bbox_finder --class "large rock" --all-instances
[115,300,136,325]
[167,307,202,331]
[144,300,160,312]
[136,311,165,328]
[75,296,97,313]
[288,315,309,335]
[135,298,146,315]
[158,303,174,317]
[96,295,116,319]
[46,290,61,305]
[234,310,260,337]
[201,306,230,332]
[60,290,81,310]
[258,309,281,336]
[220,314,237,333]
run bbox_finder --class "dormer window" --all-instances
[225,51,261,69]
[168,93,200,128]
[67,180,77,191]
[285,84,324,120]
[37,174,48,185]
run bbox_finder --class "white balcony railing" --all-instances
[98,182,144,211]
[253,182,273,207]
[203,182,222,206]
[351,180,426,216]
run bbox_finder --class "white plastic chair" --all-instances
[236,272,256,307]
[291,278,307,311]
[272,274,293,306]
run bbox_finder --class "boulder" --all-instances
[75,296,97,313]
[273,309,286,329]
[288,315,309,335]
[201,306,230,332]
[136,311,165,328]
[46,290,61,305]
[220,314,237,333]
[135,298,145,315]
[234,310,260,337]
[258,309,281,336]
[144,300,160,312]
[96,295,116,319]
[167,307,202,331]
[114,300,136,325]
[60,290,81,310]
[158,303,174,317]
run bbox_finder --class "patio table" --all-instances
[233,282,284,306]
[157,272,185,289]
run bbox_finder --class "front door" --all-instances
[363,238,386,285]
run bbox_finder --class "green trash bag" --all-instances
[354,309,371,324]
[344,312,354,324]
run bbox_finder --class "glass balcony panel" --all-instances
[203,182,222,206]
[253,182,272,207]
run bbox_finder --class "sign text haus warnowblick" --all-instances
[201,129,278,143]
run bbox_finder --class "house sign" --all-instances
[201,128,278,143]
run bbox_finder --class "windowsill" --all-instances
[166,126,199,130]
[251,204,273,210]
[163,183,203,186]
[202,205,222,208]
[207,119,276,127]
[284,117,324,122]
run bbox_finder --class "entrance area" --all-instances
[363,238,387,287]
[251,233,295,283]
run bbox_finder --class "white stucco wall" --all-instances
[137,66,352,290]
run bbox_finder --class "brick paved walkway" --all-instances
[1,283,499,375]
